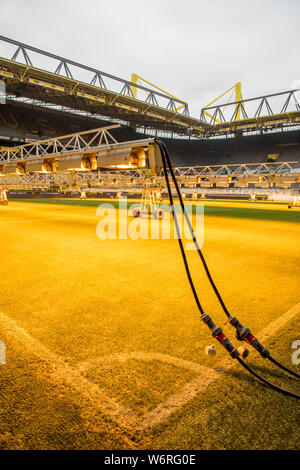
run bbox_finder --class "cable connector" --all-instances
[201,314,239,359]
[228,316,250,340]
[229,316,270,358]
[201,314,222,337]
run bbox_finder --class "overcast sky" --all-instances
[0,0,299,116]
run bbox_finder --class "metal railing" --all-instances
[201,89,300,125]
[0,35,189,116]
[0,125,121,162]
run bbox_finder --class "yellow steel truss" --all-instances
[203,82,243,124]
[130,73,185,111]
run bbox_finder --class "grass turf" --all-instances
[0,199,299,449]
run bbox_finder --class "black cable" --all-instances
[156,139,300,399]
[160,138,205,316]
[156,139,300,380]
[267,356,300,379]
[158,139,231,317]
[237,357,300,400]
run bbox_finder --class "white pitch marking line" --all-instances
[137,302,300,430]
[79,302,300,430]
[0,220,29,224]
[0,313,137,434]
[0,301,299,432]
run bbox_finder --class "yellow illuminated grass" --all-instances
[0,200,299,449]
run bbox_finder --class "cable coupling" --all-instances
[202,314,239,358]
[229,317,270,358]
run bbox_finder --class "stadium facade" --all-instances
[0,36,299,197]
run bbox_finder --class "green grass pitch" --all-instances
[0,198,299,450]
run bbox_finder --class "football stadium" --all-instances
[0,3,299,453]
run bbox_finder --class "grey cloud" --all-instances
[0,0,299,117]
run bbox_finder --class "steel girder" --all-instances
[200,90,300,135]
[0,36,212,136]
[0,36,300,137]
[173,161,300,177]
[1,159,298,191]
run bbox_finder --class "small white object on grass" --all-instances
[205,345,216,356]
[0,340,6,364]
[237,346,250,359]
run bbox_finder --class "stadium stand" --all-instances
[161,130,300,166]
[1,101,299,172]
[0,102,139,145]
